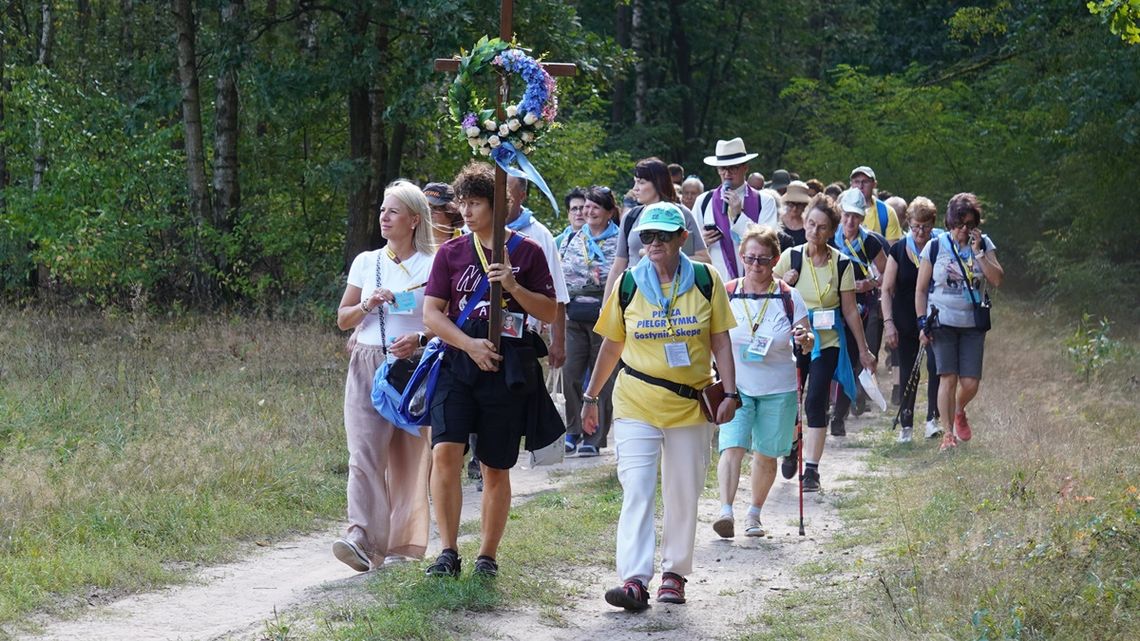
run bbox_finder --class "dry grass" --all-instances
[0,309,349,623]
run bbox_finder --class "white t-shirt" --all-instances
[921,234,995,329]
[726,280,808,397]
[347,248,433,354]
[693,186,780,281]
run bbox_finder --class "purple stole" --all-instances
[710,185,761,279]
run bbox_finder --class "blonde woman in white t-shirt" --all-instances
[333,180,436,572]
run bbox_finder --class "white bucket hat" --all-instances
[703,138,759,167]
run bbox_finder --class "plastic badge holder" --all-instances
[858,369,888,412]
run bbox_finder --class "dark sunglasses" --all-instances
[639,230,680,245]
[590,185,612,195]
[741,254,774,265]
[953,220,979,230]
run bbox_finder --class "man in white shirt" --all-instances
[507,176,570,368]
[693,138,779,282]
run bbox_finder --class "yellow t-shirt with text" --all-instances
[864,198,903,243]
[594,267,736,428]
[774,246,855,349]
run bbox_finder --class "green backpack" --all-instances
[618,262,714,313]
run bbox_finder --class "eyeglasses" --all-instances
[639,230,679,245]
[741,255,774,265]
[786,202,806,209]
[910,223,934,232]
[717,163,746,173]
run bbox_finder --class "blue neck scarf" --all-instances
[834,226,870,267]
[584,221,620,262]
[631,252,695,308]
[507,207,534,232]
[554,225,574,251]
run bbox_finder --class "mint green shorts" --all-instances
[718,391,797,458]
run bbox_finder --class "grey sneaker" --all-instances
[924,419,943,439]
[333,538,370,572]
[744,515,765,537]
[897,426,914,444]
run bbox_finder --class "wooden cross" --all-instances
[434,0,577,348]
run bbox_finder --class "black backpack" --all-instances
[789,245,850,285]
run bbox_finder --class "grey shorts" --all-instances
[931,326,986,379]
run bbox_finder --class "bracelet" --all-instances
[360,301,372,314]
[884,318,895,325]
[917,315,926,330]
[724,391,740,399]
[582,393,599,405]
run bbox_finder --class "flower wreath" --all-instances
[447,36,558,159]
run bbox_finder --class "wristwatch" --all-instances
[582,393,599,405]
[724,391,743,409]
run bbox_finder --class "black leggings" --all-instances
[897,332,939,426]
[804,346,841,427]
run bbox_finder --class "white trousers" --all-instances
[614,418,713,585]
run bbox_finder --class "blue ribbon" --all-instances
[631,252,695,308]
[491,142,560,215]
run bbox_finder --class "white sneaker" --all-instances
[897,426,914,444]
[924,419,943,439]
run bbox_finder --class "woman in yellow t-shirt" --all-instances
[774,194,876,492]
[581,202,738,612]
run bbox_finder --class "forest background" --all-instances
[0,0,1137,320]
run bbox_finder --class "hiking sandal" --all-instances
[656,572,687,603]
[425,549,461,578]
[605,579,650,611]
[473,555,498,578]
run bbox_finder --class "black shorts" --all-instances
[430,350,528,470]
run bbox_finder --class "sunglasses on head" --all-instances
[639,230,680,245]
[741,254,774,265]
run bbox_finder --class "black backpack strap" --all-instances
[622,205,644,240]
[791,246,803,273]
[618,269,636,313]
[778,279,795,326]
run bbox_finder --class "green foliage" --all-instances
[1088,0,1140,44]
[1064,313,1130,382]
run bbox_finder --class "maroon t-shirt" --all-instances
[425,232,556,321]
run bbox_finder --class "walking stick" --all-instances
[796,366,805,536]
[890,348,925,431]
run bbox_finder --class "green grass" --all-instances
[730,301,1140,641]
[0,309,349,623]
[324,469,623,640]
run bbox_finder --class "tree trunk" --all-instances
[611,2,630,127]
[631,0,646,125]
[343,4,373,271]
[0,11,8,211]
[121,0,134,69]
[172,0,213,299]
[32,1,53,192]
[369,5,389,250]
[212,0,242,235]
[667,0,695,158]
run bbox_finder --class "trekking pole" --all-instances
[890,348,925,431]
[793,337,807,537]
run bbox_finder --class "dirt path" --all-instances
[11,454,614,641]
[456,418,878,641]
[13,409,887,641]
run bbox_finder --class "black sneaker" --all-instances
[425,549,461,578]
[472,555,498,578]
[802,468,821,492]
[830,417,846,437]
[780,440,799,480]
[605,579,650,611]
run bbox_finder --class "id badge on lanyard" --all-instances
[664,342,691,368]
[814,309,836,330]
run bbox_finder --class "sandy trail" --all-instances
[11,454,613,641]
[12,404,891,641]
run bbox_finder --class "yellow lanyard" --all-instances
[473,233,510,308]
[580,234,604,267]
[741,280,774,336]
[661,273,682,336]
[386,248,411,277]
[805,246,833,304]
[950,239,976,285]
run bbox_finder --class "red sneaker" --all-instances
[954,411,972,442]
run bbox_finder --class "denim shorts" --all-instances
[931,326,986,379]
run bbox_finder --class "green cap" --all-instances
[632,202,686,233]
